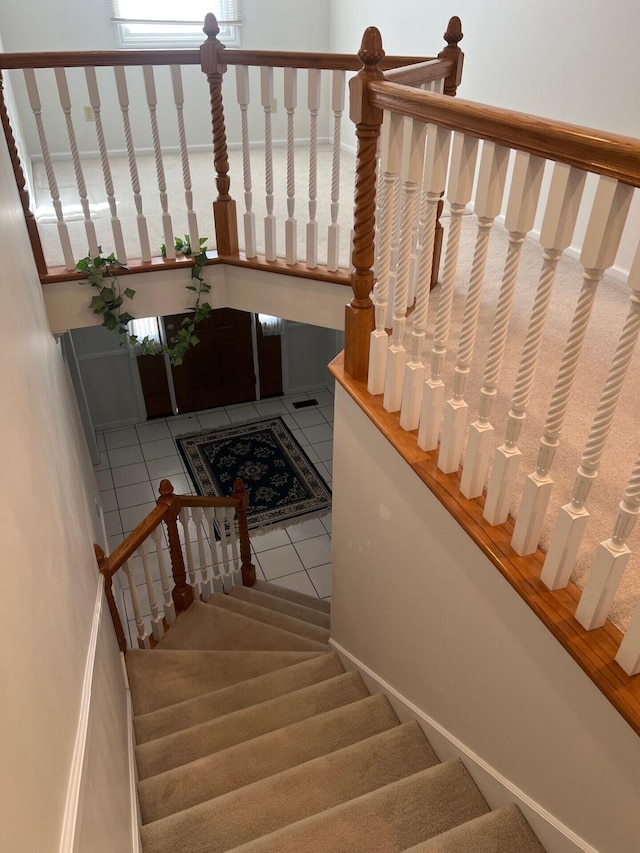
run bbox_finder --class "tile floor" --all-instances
[95,388,334,641]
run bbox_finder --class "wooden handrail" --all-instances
[368,81,640,188]
[100,504,169,580]
[383,58,454,87]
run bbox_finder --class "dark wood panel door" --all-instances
[165,308,256,413]
[137,352,173,418]
[256,321,283,398]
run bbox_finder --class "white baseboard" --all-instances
[330,639,596,853]
[121,654,142,853]
[58,578,104,853]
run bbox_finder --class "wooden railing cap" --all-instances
[444,16,463,46]
[358,27,386,69]
[203,12,220,39]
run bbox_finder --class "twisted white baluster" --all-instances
[138,539,163,642]
[178,507,199,598]
[399,124,451,430]
[461,152,545,498]
[235,66,256,258]
[114,66,151,262]
[327,69,345,272]
[417,133,479,451]
[204,507,224,593]
[368,113,403,395]
[143,66,174,259]
[123,558,150,649]
[191,506,213,600]
[23,68,75,270]
[261,66,276,261]
[171,65,200,251]
[485,164,587,526]
[85,67,126,262]
[438,142,510,474]
[383,118,428,414]
[151,526,175,624]
[53,68,98,258]
[284,67,297,265]
[306,69,321,269]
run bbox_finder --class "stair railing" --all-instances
[95,477,255,651]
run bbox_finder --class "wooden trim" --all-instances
[329,353,640,737]
[383,58,454,87]
[157,480,194,612]
[176,494,241,509]
[368,81,640,187]
[233,478,256,587]
[95,545,127,652]
[100,507,168,580]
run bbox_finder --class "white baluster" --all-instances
[577,454,640,633]
[151,527,175,624]
[23,68,75,270]
[306,69,322,269]
[438,142,510,474]
[204,507,225,593]
[114,66,151,262]
[327,69,345,272]
[235,66,256,258]
[53,68,99,258]
[191,506,214,600]
[535,185,640,589]
[85,67,126,262]
[399,124,451,430]
[178,507,199,598]
[137,539,163,642]
[143,65,174,259]
[227,507,242,588]
[417,133,479,451]
[171,65,200,251]
[284,67,297,265]
[383,118,428,413]
[461,151,545,498]
[368,112,403,395]
[485,164,587,526]
[261,66,276,261]
[123,558,150,649]
[216,507,234,592]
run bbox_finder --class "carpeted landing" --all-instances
[125,579,546,852]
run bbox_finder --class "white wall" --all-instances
[0,106,133,851]
[330,385,640,853]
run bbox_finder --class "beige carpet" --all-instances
[128,579,545,852]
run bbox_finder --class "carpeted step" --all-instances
[155,600,327,652]
[125,649,321,716]
[231,583,330,628]
[227,759,490,853]
[134,652,345,744]
[141,720,438,853]
[139,692,403,823]
[207,592,330,644]
[252,577,331,615]
[405,803,546,852]
[135,670,369,779]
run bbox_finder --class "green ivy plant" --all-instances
[77,238,212,367]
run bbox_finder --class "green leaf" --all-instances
[185,285,198,292]
[190,335,199,346]
[124,287,136,299]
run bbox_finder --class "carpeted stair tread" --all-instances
[139,692,404,823]
[140,720,438,853]
[135,670,368,779]
[405,804,546,852]
[207,592,330,643]
[134,652,344,744]
[252,577,331,615]
[230,583,330,628]
[154,600,327,652]
[125,649,321,716]
[227,759,490,853]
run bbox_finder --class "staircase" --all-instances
[126,578,546,852]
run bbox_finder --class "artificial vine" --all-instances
[77,237,212,366]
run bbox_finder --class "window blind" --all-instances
[110,1,240,27]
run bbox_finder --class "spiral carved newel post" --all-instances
[158,479,194,612]
[345,28,385,380]
[201,12,238,256]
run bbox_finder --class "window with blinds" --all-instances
[110,1,241,47]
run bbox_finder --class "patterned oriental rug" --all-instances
[177,416,332,532]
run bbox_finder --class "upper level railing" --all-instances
[341,25,640,686]
[96,477,255,651]
[0,13,461,286]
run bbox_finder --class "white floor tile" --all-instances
[226,404,259,423]
[282,395,311,412]
[313,390,335,406]
[321,513,332,534]
[289,428,309,446]
[251,527,291,552]
[315,462,332,484]
[268,571,318,599]
[146,455,184,481]
[294,534,332,569]
[95,468,113,491]
[319,405,334,424]
[197,410,231,429]
[108,444,145,468]
[256,544,305,580]
[302,422,333,445]
[104,427,140,450]
[168,414,202,436]
[142,438,178,461]
[286,517,326,542]
[120,502,157,534]
[112,461,150,488]
[303,445,321,464]
[100,489,118,513]
[104,510,123,537]
[254,399,288,415]
[115,481,156,509]
[94,453,111,472]
[291,409,325,429]
[281,413,297,430]
[136,421,171,443]
[307,563,332,598]
[314,440,333,463]
[96,432,106,451]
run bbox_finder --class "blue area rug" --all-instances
[177,416,332,531]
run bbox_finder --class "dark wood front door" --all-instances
[165,308,256,413]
